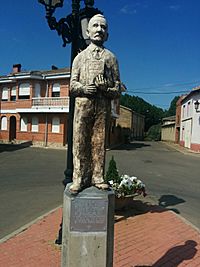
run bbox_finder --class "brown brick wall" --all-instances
[115,106,144,141]
[175,97,182,143]
[0,74,70,147]
[1,112,68,146]
[116,107,132,129]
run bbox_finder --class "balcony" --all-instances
[32,97,69,107]
[30,97,70,113]
[15,97,70,113]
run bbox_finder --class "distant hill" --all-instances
[120,93,166,131]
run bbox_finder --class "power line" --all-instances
[124,80,200,92]
[126,90,190,95]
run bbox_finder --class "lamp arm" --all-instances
[46,16,57,30]
[46,15,73,47]
[57,17,73,46]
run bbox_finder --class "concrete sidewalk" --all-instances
[162,141,200,156]
[0,198,200,267]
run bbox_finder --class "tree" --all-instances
[145,124,161,141]
[120,93,165,131]
[165,96,180,116]
[105,156,120,183]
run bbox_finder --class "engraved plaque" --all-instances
[70,198,108,232]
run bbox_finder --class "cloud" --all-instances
[169,5,181,11]
[120,5,137,15]
[120,1,149,15]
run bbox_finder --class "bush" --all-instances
[145,124,161,141]
[105,156,121,183]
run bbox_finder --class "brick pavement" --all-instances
[1,200,200,267]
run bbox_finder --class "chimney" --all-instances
[12,64,21,73]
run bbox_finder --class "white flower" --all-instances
[119,177,133,189]
[107,172,146,198]
[129,176,137,182]
[121,174,129,180]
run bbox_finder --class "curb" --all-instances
[0,205,62,244]
[161,141,200,156]
[135,194,200,233]
[172,210,200,234]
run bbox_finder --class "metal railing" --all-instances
[32,97,69,107]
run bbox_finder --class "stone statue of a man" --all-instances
[69,14,121,193]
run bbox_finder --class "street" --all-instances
[0,141,200,239]
[106,141,200,229]
[0,145,66,239]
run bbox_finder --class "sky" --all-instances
[0,0,200,110]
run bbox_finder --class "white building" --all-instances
[180,87,200,152]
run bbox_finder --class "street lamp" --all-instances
[38,0,102,182]
[38,0,102,54]
[194,100,200,112]
[38,0,64,17]
[38,0,102,244]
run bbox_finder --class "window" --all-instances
[34,83,41,98]
[183,105,185,117]
[187,102,191,117]
[2,87,8,101]
[182,126,185,140]
[1,116,7,130]
[19,83,30,100]
[52,116,60,133]
[20,117,28,131]
[11,86,16,101]
[31,116,39,132]
[52,83,60,97]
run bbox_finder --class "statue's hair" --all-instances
[88,14,108,28]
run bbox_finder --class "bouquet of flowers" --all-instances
[109,174,146,198]
[105,156,147,198]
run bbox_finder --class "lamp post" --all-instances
[38,0,102,184]
[38,0,102,244]
[194,100,200,113]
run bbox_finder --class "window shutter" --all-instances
[19,83,30,96]
[1,117,7,130]
[2,87,8,100]
[20,117,28,131]
[35,83,41,97]
[52,117,60,133]
[31,117,39,132]
[11,86,16,96]
[52,83,60,92]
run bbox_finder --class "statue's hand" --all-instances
[84,84,97,95]
[94,74,107,92]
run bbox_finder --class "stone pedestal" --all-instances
[61,184,115,267]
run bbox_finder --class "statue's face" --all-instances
[87,16,108,45]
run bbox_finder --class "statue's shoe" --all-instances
[69,183,81,194]
[94,183,110,190]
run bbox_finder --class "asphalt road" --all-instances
[106,141,200,230]
[0,141,200,239]
[0,144,66,239]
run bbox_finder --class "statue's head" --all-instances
[87,14,108,46]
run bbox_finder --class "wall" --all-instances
[116,105,144,142]
[0,113,68,147]
[0,70,70,148]
[161,124,175,142]
[180,90,200,151]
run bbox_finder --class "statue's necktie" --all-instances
[93,48,101,60]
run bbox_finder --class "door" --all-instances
[185,119,192,148]
[9,116,16,142]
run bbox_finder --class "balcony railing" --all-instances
[32,97,69,107]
